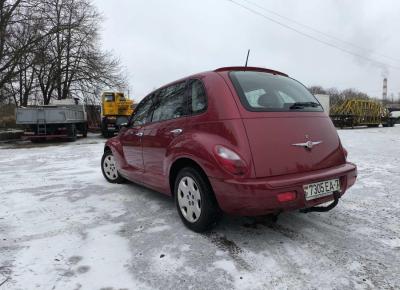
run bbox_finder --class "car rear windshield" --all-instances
[230,71,323,112]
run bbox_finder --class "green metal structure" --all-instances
[330,99,395,128]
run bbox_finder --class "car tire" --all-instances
[174,167,221,232]
[101,150,125,184]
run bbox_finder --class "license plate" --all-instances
[303,179,340,201]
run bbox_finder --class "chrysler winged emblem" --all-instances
[292,135,322,150]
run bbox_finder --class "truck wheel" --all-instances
[82,123,88,138]
[101,127,107,138]
[67,124,77,141]
[101,120,111,138]
[174,167,221,232]
[101,150,125,184]
[31,138,45,143]
[102,129,112,138]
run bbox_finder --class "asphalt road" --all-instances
[0,127,399,290]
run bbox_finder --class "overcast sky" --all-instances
[94,0,400,101]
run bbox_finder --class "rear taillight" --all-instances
[214,145,247,175]
[277,191,297,203]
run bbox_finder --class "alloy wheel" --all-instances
[103,154,118,180]
[177,176,202,223]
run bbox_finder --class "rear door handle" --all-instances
[170,128,183,134]
[135,132,144,137]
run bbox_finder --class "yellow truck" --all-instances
[101,92,134,137]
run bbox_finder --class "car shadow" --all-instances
[115,179,358,285]
[121,178,317,242]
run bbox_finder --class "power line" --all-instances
[241,0,400,64]
[226,0,400,71]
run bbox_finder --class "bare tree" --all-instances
[308,86,327,95]
[34,0,126,104]
[1,0,127,106]
[0,0,42,97]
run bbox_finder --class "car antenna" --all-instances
[244,49,250,70]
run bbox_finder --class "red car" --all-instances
[101,67,357,232]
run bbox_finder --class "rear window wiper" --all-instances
[289,102,321,109]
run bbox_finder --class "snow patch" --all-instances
[144,225,171,233]
[10,223,149,289]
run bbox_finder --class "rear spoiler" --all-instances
[214,66,289,77]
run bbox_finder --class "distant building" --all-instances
[315,94,330,115]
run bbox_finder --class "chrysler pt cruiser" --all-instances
[101,67,357,232]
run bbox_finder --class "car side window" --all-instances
[188,79,207,114]
[131,96,153,127]
[152,82,187,122]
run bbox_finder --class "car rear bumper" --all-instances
[209,162,357,216]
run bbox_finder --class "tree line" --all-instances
[308,86,372,106]
[0,0,126,107]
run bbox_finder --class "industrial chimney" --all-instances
[382,78,388,100]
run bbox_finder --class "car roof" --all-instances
[162,66,289,87]
[141,66,289,100]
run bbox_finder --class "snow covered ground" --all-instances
[0,127,399,290]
